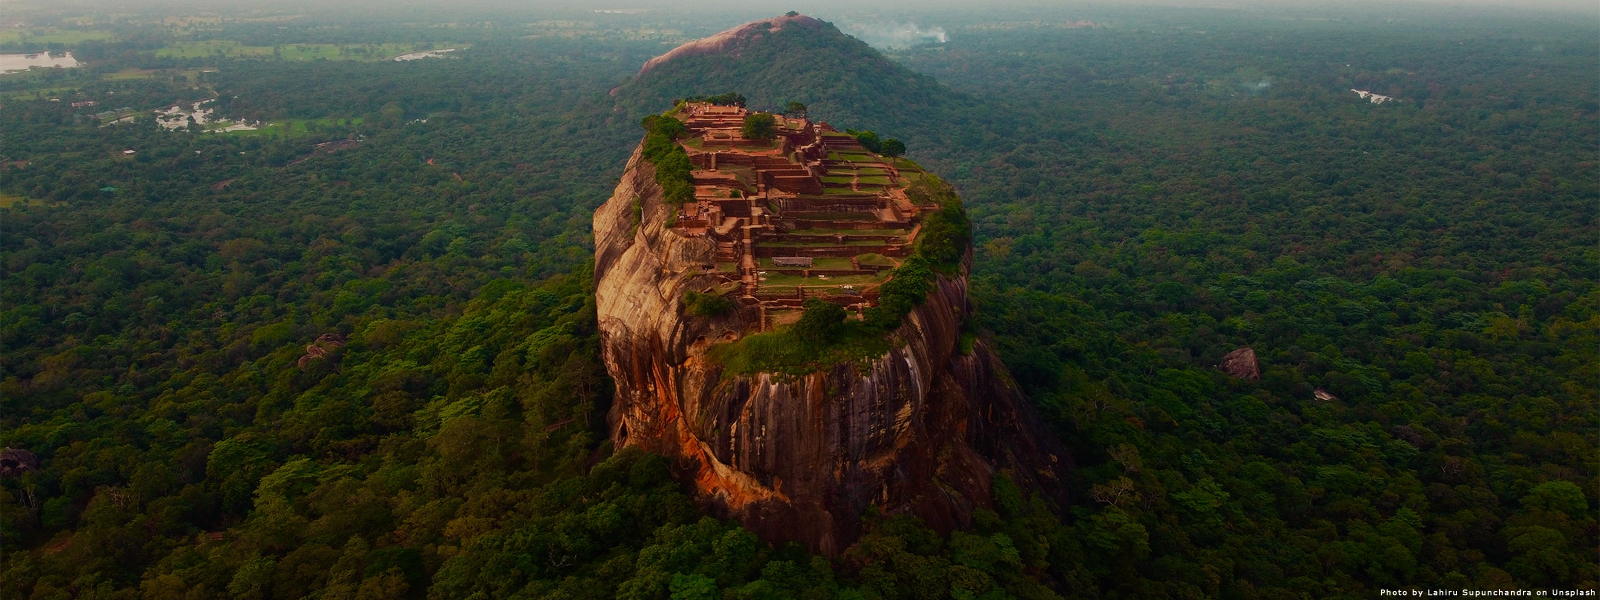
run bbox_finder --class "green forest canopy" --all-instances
[0,5,1594,599]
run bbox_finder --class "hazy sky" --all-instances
[777,0,1591,11]
[4,0,1593,35]
[12,0,1598,15]
[549,0,1597,17]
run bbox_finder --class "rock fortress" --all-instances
[592,95,1069,555]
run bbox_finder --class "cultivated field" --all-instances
[155,41,453,61]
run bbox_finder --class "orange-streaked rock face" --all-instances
[637,14,826,77]
[594,143,1070,555]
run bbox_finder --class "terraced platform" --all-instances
[669,102,938,329]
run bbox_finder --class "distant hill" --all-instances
[610,13,985,154]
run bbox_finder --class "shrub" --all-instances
[741,113,777,140]
[639,114,694,204]
[684,92,746,107]
[864,256,934,330]
[880,138,905,158]
[684,290,736,317]
[794,298,846,343]
[908,176,970,269]
[849,129,883,153]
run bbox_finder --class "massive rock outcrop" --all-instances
[594,146,1069,555]
[636,14,828,77]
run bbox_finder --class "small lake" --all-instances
[0,52,80,74]
[393,48,456,61]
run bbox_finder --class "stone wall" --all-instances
[789,219,908,230]
[754,245,908,258]
[764,173,825,195]
[766,234,903,243]
[768,197,882,211]
[765,269,878,277]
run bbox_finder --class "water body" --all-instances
[392,48,456,61]
[0,52,80,74]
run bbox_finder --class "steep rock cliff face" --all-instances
[595,146,1068,555]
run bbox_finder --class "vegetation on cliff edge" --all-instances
[638,114,694,205]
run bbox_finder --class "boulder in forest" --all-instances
[0,448,39,477]
[297,333,347,370]
[1218,347,1260,380]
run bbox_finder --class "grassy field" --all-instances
[855,253,899,267]
[757,257,855,270]
[823,187,871,195]
[830,167,887,176]
[889,158,924,173]
[827,151,879,162]
[0,86,81,101]
[98,110,140,125]
[786,228,904,235]
[0,67,211,101]
[0,29,116,45]
[786,211,877,220]
[708,319,893,377]
[216,117,363,137]
[155,41,452,61]
[105,67,211,81]
[765,239,887,247]
[757,272,882,287]
[0,193,53,208]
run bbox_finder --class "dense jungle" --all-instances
[1,2,1594,599]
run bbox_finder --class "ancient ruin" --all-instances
[667,102,937,330]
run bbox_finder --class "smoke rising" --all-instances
[841,21,948,50]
